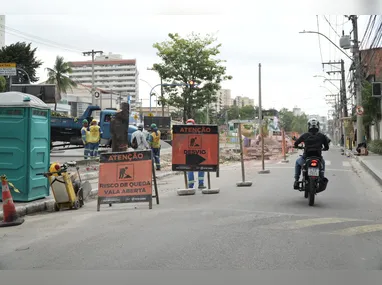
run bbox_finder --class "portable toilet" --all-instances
[0,92,51,202]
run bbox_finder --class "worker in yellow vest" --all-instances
[88,119,103,157]
[81,119,90,159]
[148,123,161,170]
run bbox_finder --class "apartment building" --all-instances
[234,96,254,107]
[68,53,139,110]
[214,89,233,112]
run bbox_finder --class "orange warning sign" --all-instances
[98,150,153,205]
[172,124,219,172]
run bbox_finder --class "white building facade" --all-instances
[0,15,5,48]
[68,53,139,110]
[215,89,233,112]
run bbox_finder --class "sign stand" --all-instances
[177,172,196,196]
[173,124,220,196]
[96,150,157,211]
[151,158,160,205]
[236,123,253,187]
[202,172,220,194]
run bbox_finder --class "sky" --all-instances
[2,0,378,117]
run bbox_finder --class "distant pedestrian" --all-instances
[81,119,90,159]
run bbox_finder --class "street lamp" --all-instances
[149,82,198,112]
[299,30,353,61]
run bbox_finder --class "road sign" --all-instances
[148,112,153,117]
[94,91,100,99]
[0,63,17,76]
[97,150,154,210]
[356,106,364,115]
[172,124,219,172]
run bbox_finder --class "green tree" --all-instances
[46,55,77,110]
[278,108,294,131]
[227,105,240,120]
[361,80,381,138]
[152,33,232,121]
[0,76,6,92]
[239,105,256,120]
[0,42,43,85]
[291,114,308,134]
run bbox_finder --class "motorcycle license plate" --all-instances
[308,167,319,176]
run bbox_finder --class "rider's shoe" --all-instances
[293,180,300,190]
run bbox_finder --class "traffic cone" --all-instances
[0,175,24,227]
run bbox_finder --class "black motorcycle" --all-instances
[295,146,329,206]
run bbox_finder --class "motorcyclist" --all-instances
[293,118,329,190]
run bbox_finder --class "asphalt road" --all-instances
[1,148,382,269]
[50,140,172,164]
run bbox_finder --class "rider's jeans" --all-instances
[294,156,325,180]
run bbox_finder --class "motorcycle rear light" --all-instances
[310,160,318,167]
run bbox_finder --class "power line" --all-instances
[1,24,84,52]
[323,15,341,37]
[0,25,83,54]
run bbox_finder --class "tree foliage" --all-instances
[0,42,43,84]
[278,108,308,134]
[46,55,77,110]
[152,33,232,121]
[361,81,381,126]
[0,76,6,92]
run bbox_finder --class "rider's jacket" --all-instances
[294,131,329,158]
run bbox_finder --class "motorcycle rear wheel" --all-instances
[308,180,316,206]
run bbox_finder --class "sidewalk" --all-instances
[347,149,382,186]
[0,170,181,220]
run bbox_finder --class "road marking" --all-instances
[332,224,382,236]
[263,217,360,230]
[325,160,331,166]
[342,161,351,167]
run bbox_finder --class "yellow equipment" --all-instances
[38,162,84,211]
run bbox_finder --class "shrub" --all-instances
[368,139,382,155]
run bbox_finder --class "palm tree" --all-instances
[46,56,77,110]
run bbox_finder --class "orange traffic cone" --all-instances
[0,175,24,227]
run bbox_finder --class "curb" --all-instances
[0,171,181,220]
[348,151,382,186]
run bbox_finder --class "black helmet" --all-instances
[308,118,320,132]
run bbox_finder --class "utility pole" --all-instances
[340,59,348,117]
[258,63,270,174]
[350,15,363,145]
[323,61,347,139]
[83,50,103,106]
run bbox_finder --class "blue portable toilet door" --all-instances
[28,108,50,200]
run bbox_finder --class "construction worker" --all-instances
[148,123,161,171]
[186,119,206,189]
[131,123,150,150]
[88,119,103,157]
[81,119,90,159]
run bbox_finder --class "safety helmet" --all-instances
[91,119,97,124]
[308,118,320,131]
[150,123,157,129]
[82,119,88,124]
[137,123,144,130]
[186,119,195,125]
